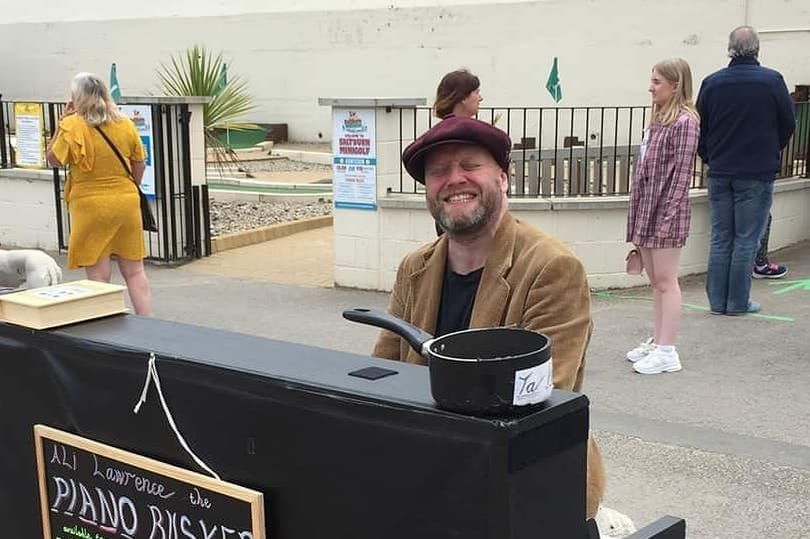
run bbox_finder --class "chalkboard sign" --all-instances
[34,425,266,539]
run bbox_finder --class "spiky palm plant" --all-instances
[157,45,257,168]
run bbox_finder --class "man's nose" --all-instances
[445,164,470,185]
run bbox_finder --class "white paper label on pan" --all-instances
[513,360,553,406]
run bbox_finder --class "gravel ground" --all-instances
[242,158,333,174]
[210,199,332,237]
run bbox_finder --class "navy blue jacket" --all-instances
[696,57,795,180]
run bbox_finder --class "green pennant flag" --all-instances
[109,63,122,103]
[546,57,562,103]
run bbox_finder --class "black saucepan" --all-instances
[343,308,553,416]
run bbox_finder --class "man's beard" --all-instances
[428,187,501,235]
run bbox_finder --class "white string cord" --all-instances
[133,353,221,480]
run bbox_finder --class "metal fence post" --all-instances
[0,95,8,168]
[46,103,69,252]
[802,103,810,178]
[201,184,212,257]
[179,104,195,259]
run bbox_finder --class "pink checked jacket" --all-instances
[627,111,700,248]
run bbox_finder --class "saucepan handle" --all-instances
[342,308,434,357]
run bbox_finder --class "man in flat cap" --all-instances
[371,116,611,525]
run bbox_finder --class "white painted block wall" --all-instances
[353,180,809,292]
[0,170,59,251]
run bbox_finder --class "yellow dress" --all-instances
[50,114,147,269]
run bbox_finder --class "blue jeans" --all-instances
[706,177,774,313]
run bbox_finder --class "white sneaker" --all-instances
[626,338,655,362]
[595,505,637,538]
[633,348,682,374]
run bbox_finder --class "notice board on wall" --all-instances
[34,425,265,539]
[14,102,46,168]
[118,105,156,198]
[331,108,377,210]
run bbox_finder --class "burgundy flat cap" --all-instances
[402,115,512,183]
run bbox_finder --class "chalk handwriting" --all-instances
[189,487,212,509]
[148,506,253,539]
[51,476,138,539]
[51,443,78,471]
[93,455,175,500]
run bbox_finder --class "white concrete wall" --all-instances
[0,169,60,251]
[1,0,808,141]
[189,105,207,187]
[342,179,809,291]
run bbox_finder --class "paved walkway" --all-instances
[183,226,334,287]
[54,234,810,538]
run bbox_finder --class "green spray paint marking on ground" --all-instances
[769,277,810,295]
[593,291,650,301]
[593,290,794,323]
[680,303,794,322]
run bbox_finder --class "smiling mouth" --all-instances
[444,193,477,203]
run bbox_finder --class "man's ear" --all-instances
[498,169,509,194]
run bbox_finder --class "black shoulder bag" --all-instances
[94,125,158,232]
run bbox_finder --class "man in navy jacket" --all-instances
[696,25,795,315]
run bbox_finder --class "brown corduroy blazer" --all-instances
[372,212,592,393]
[372,212,605,518]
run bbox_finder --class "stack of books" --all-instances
[0,280,128,329]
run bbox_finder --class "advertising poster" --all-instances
[14,102,45,168]
[119,105,156,198]
[332,109,376,210]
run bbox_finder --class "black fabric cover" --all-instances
[0,316,589,539]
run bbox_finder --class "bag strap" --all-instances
[94,125,133,180]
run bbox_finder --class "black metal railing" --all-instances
[0,96,5,168]
[0,97,210,263]
[392,103,810,197]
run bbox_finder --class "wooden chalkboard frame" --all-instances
[33,424,266,539]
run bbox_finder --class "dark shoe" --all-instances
[753,263,788,279]
[726,301,761,316]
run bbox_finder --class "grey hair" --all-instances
[728,26,759,59]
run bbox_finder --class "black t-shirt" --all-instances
[435,265,484,337]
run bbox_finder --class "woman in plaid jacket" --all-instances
[626,58,700,374]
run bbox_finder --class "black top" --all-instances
[435,265,483,336]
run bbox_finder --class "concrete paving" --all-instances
[54,234,810,539]
[186,226,334,287]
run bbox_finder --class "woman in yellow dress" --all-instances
[46,72,152,315]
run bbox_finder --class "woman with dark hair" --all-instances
[434,69,482,119]
[431,69,484,236]
[46,72,152,315]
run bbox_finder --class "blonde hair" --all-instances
[71,72,124,126]
[649,58,699,127]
